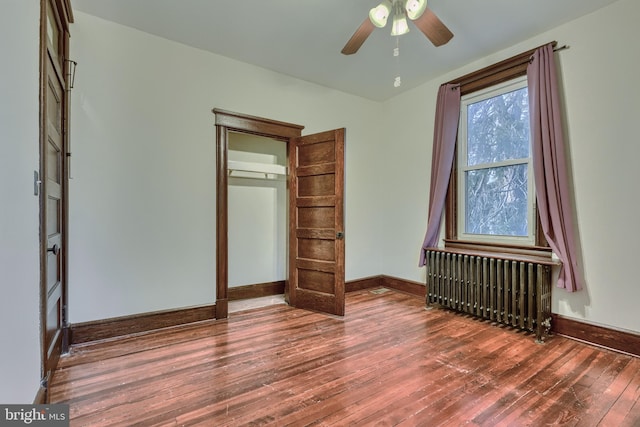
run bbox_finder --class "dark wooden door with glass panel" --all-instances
[288,129,345,316]
[44,52,65,375]
[41,0,71,389]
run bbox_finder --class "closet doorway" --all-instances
[227,132,288,311]
[213,109,346,318]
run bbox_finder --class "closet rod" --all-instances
[227,160,287,180]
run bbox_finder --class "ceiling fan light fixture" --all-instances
[341,0,452,55]
[369,0,392,28]
[405,0,427,20]
[390,13,409,36]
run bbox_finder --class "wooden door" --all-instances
[41,0,70,388]
[288,129,345,316]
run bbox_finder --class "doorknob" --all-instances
[47,244,60,256]
[336,232,344,240]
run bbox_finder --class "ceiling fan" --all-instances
[341,0,453,55]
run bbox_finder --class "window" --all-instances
[440,44,551,255]
[457,77,535,245]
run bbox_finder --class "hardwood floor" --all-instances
[50,289,640,426]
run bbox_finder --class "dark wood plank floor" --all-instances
[50,289,640,426]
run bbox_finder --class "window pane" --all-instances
[47,5,60,60]
[465,164,529,236]
[467,87,530,166]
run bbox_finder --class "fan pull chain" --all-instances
[393,38,401,87]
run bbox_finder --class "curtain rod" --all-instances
[448,42,568,92]
[525,44,569,65]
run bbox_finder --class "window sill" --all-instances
[434,239,560,266]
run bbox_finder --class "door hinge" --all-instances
[34,170,41,196]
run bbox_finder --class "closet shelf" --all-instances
[227,160,287,178]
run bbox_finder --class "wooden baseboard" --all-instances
[223,276,423,299]
[345,275,425,298]
[551,314,640,357]
[69,304,216,345]
[228,277,392,297]
[228,280,285,301]
[381,276,425,297]
[346,275,384,292]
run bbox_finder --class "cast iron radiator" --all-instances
[424,249,553,342]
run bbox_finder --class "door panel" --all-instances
[288,129,345,316]
[298,140,335,165]
[298,270,335,293]
[298,238,335,261]
[298,207,335,228]
[44,58,64,374]
[298,174,335,197]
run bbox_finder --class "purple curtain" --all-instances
[528,44,583,292]
[419,83,460,266]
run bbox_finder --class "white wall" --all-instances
[69,12,385,323]
[382,0,640,333]
[0,1,42,404]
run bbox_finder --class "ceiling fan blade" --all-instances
[411,8,453,47]
[341,18,376,55]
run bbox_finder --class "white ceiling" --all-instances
[71,0,619,101]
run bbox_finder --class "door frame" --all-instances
[213,109,304,318]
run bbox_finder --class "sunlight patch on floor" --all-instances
[228,294,287,313]
[369,287,391,295]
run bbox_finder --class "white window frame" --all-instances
[457,76,536,246]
